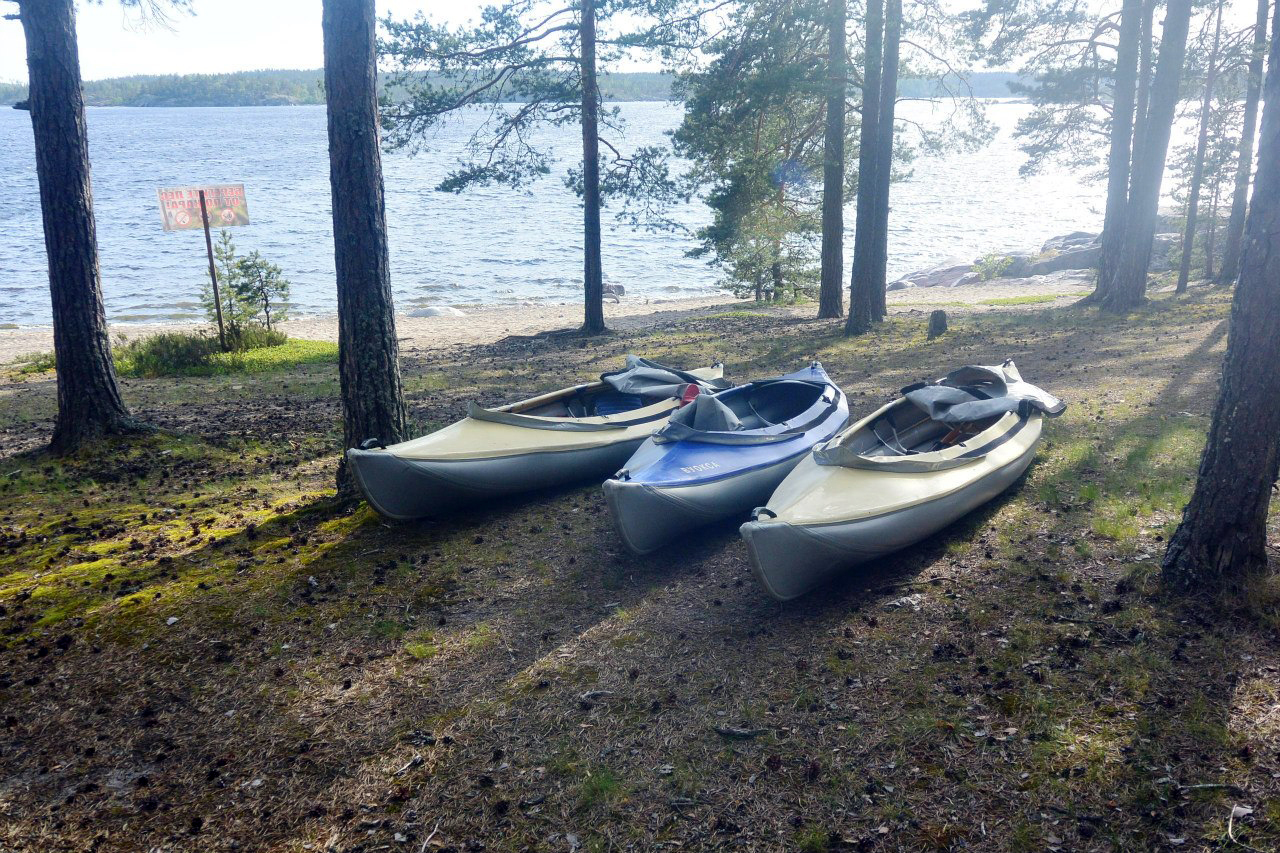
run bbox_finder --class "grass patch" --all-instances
[577,767,623,811]
[111,330,336,377]
[979,291,1090,306]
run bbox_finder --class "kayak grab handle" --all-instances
[751,507,777,521]
[359,438,387,450]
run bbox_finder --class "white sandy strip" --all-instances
[0,271,1094,365]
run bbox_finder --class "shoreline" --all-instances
[0,272,1094,366]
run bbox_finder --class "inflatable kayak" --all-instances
[347,357,728,519]
[603,362,848,554]
[741,360,1064,600]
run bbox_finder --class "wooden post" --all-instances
[199,189,228,351]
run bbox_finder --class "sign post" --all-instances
[156,184,251,352]
[197,190,228,351]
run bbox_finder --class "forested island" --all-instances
[0,68,1022,107]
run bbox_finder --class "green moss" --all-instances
[577,767,623,811]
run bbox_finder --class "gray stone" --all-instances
[887,256,974,290]
[1025,244,1101,276]
[1040,231,1099,254]
[927,310,948,340]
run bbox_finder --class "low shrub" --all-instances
[113,329,334,377]
[114,332,224,377]
[7,351,57,376]
[973,252,1014,281]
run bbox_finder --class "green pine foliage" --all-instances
[201,230,292,345]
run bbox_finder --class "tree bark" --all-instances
[19,0,139,454]
[1176,0,1224,294]
[1216,0,1270,285]
[868,0,901,322]
[322,0,409,496]
[845,0,884,336]
[1092,0,1142,303]
[817,0,847,319]
[1099,0,1192,313]
[579,0,606,335]
[1162,0,1280,592]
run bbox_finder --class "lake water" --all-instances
[0,100,1108,326]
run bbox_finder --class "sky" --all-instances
[0,0,480,83]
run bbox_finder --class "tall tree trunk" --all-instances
[1099,0,1193,313]
[1217,0,1270,285]
[19,0,139,454]
[869,0,901,321]
[1130,0,1155,171]
[845,0,884,336]
[1205,178,1220,278]
[579,0,606,335]
[1092,0,1143,303]
[1176,0,1224,294]
[771,259,785,302]
[322,0,409,496]
[1162,0,1280,592]
[817,0,847,319]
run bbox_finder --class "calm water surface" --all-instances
[0,101,1107,326]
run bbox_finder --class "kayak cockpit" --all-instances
[853,398,1004,458]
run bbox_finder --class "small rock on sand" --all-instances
[409,306,467,318]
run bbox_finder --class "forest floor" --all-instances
[1,286,1278,853]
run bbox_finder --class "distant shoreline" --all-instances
[0,69,1024,109]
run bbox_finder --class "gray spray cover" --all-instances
[904,361,1065,426]
[601,355,730,398]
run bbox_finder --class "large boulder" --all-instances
[1150,233,1180,271]
[1040,231,1099,254]
[998,251,1037,278]
[887,257,974,290]
[1025,244,1102,276]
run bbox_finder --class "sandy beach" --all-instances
[0,270,1095,365]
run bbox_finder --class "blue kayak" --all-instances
[603,362,849,554]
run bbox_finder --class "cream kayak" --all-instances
[741,361,1064,600]
[347,357,727,519]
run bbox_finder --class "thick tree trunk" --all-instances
[1092,0,1142,303]
[1162,0,1280,592]
[1176,0,1224,294]
[1217,0,1270,285]
[579,0,606,335]
[845,0,884,336]
[1099,0,1192,313]
[322,0,409,496]
[816,0,847,319]
[771,260,785,302]
[868,0,901,321]
[19,0,138,454]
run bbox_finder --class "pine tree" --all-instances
[10,0,150,453]
[1162,0,1280,592]
[323,0,409,495]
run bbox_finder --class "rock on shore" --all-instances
[887,229,1180,291]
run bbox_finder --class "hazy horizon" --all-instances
[0,0,485,84]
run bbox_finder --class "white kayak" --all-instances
[741,360,1064,600]
[347,357,727,519]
